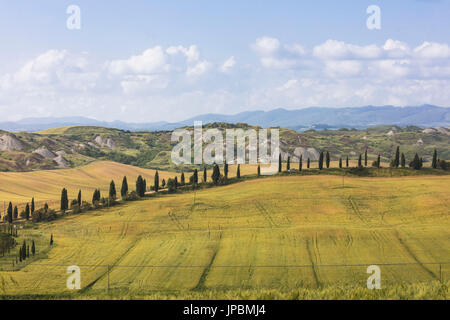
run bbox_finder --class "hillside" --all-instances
[0,174,448,298]
[0,161,176,209]
[0,123,448,172]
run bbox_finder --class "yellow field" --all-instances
[0,174,448,298]
[0,161,176,210]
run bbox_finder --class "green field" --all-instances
[0,173,449,299]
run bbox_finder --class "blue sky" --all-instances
[0,0,449,122]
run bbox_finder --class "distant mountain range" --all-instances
[1,105,449,132]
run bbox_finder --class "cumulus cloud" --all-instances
[220,56,236,73]
[108,46,169,75]
[1,37,450,122]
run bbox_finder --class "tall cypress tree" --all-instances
[25,203,30,220]
[77,190,82,206]
[257,165,261,176]
[401,153,406,168]
[278,153,282,173]
[339,157,342,169]
[31,197,35,214]
[287,156,290,171]
[307,158,310,169]
[318,152,324,170]
[377,154,381,168]
[60,188,68,211]
[31,240,35,256]
[121,176,128,197]
[358,154,362,168]
[13,206,18,220]
[7,202,12,224]
[154,171,159,192]
[203,168,207,183]
[193,169,198,185]
[346,156,349,168]
[237,164,241,178]
[432,149,438,169]
[224,161,228,179]
[181,172,185,186]
[136,175,144,197]
[394,146,400,168]
[212,164,221,185]
[326,151,330,169]
[299,155,303,171]
[109,180,116,200]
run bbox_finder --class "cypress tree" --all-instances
[307,158,310,169]
[358,154,362,168]
[121,176,128,197]
[60,188,68,211]
[31,240,35,256]
[181,172,185,186]
[224,161,229,179]
[237,164,241,178]
[50,234,53,245]
[278,153,282,173]
[377,154,381,168]
[346,156,349,168]
[326,151,330,169]
[193,169,198,185]
[401,153,406,168]
[394,146,400,168]
[154,171,159,192]
[432,149,438,169]
[31,197,35,214]
[339,157,342,169]
[22,241,26,260]
[364,149,368,167]
[410,153,421,170]
[287,156,290,171]
[257,165,261,176]
[27,245,29,258]
[174,177,178,189]
[299,155,303,171]
[77,190,82,206]
[13,206,18,220]
[162,179,166,188]
[136,175,144,197]
[212,164,220,185]
[19,248,22,262]
[318,152,324,170]
[7,202,13,224]
[109,180,117,200]
[25,203,30,220]
[203,168,207,183]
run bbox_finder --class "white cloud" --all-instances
[108,46,169,75]
[414,41,450,59]
[220,56,236,73]
[324,60,363,77]
[166,45,200,63]
[252,37,280,56]
[186,60,212,77]
[313,40,382,60]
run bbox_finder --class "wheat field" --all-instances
[0,173,448,299]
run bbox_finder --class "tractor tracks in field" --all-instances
[193,231,223,291]
[254,201,277,228]
[305,239,321,288]
[393,230,439,281]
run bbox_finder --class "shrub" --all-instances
[125,191,140,201]
[32,208,57,222]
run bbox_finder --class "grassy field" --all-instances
[0,161,176,210]
[0,173,448,299]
